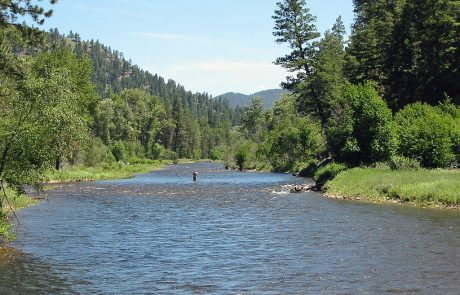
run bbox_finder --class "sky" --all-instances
[38,0,354,97]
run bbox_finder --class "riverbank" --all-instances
[324,168,460,210]
[45,160,171,183]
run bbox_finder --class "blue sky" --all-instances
[40,0,354,96]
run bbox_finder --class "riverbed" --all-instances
[3,162,460,294]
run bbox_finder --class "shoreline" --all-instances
[322,191,460,211]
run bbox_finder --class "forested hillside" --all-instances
[44,28,243,162]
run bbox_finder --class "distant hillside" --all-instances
[45,28,242,126]
[215,89,290,109]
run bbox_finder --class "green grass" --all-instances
[1,187,38,212]
[45,160,172,183]
[325,168,460,208]
[1,187,38,242]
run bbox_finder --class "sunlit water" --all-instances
[2,162,460,294]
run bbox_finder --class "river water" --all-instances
[2,162,460,294]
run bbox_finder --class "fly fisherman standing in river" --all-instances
[192,170,198,181]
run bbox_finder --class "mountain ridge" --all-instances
[215,89,290,109]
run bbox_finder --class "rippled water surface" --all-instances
[4,162,460,294]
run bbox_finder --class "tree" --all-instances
[346,0,405,86]
[272,0,320,90]
[260,95,325,171]
[0,0,58,242]
[346,0,459,110]
[241,96,264,140]
[33,48,97,168]
[300,16,348,126]
[326,83,397,166]
[387,0,460,109]
[0,53,91,190]
[0,0,57,27]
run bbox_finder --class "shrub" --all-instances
[294,159,318,177]
[83,138,109,167]
[110,141,126,162]
[388,155,420,170]
[150,143,165,160]
[313,162,347,186]
[326,83,397,166]
[395,102,456,168]
[371,162,391,170]
[0,211,14,243]
[123,141,144,159]
[235,144,250,171]
[210,146,224,161]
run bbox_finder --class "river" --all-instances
[2,162,460,294]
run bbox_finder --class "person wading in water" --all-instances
[192,170,198,181]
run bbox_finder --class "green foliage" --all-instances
[43,28,240,163]
[395,102,457,168]
[388,156,421,170]
[235,143,251,171]
[272,0,320,89]
[241,96,264,140]
[313,162,347,186]
[261,95,325,171]
[293,159,318,177]
[298,17,348,126]
[110,141,126,162]
[326,83,397,166]
[0,212,15,243]
[210,146,224,161]
[0,0,57,27]
[326,168,460,206]
[347,0,459,109]
[0,32,94,192]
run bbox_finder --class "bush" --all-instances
[0,211,14,243]
[210,146,224,161]
[263,115,325,172]
[388,155,420,170]
[395,102,456,168]
[370,162,391,170]
[150,143,165,160]
[110,141,126,162]
[83,138,109,167]
[294,159,318,177]
[313,162,347,186]
[235,144,250,171]
[326,83,397,166]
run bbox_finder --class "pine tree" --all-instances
[0,0,57,27]
[272,0,320,90]
[388,0,460,108]
[301,16,348,126]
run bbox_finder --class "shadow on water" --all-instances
[6,162,460,294]
[0,246,77,294]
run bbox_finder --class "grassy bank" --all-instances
[325,168,460,208]
[1,188,38,242]
[45,160,173,183]
[1,188,38,212]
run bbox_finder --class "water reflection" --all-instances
[6,162,460,294]
[0,246,76,294]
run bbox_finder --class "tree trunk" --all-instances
[55,156,61,170]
